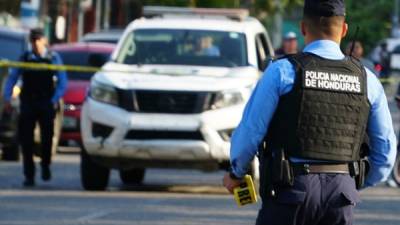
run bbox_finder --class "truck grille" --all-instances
[117,89,212,114]
[125,130,203,140]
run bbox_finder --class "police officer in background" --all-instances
[3,28,67,187]
[223,1,396,224]
[275,31,299,57]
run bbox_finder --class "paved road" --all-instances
[1,77,400,225]
[0,154,400,225]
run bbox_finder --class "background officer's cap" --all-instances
[304,0,346,17]
[29,28,45,40]
[284,31,297,40]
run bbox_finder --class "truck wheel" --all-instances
[392,153,400,186]
[2,144,19,161]
[119,168,145,185]
[80,147,110,190]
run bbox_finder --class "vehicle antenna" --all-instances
[349,26,360,57]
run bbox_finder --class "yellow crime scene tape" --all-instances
[233,175,258,207]
[0,60,202,77]
[0,60,100,73]
[0,60,398,84]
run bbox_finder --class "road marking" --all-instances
[0,189,232,199]
[76,210,112,222]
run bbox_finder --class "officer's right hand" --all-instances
[223,172,241,194]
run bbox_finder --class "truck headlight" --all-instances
[212,90,244,109]
[89,81,118,105]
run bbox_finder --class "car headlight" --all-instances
[212,89,244,109]
[89,81,118,105]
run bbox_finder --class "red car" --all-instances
[51,42,115,146]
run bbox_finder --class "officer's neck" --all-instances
[32,48,48,58]
[304,36,341,46]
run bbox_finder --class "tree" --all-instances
[140,0,392,53]
[0,0,22,16]
[344,0,393,53]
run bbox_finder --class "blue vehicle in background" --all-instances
[0,26,28,161]
[0,26,29,61]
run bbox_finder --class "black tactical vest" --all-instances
[20,51,56,102]
[265,53,371,162]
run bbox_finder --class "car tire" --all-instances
[392,153,400,186]
[119,168,145,185]
[2,144,19,161]
[80,146,110,191]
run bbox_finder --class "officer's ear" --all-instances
[341,22,348,38]
[300,21,306,36]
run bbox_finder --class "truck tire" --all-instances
[119,168,145,185]
[392,153,400,186]
[2,144,19,161]
[80,147,110,191]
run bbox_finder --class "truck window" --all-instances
[116,29,248,68]
[255,34,268,71]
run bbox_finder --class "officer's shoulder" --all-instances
[49,50,60,58]
[48,51,62,62]
[364,67,382,88]
[271,54,295,65]
[20,51,32,61]
[267,54,297,71]
[349,56,380,84]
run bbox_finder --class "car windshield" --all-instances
[116,29,248,67]
[57,51,110,80]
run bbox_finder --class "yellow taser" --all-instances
[233,175,258,207]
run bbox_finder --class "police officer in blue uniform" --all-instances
[223,1,397,224]
[3,28,67,187]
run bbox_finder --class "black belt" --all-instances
[292,163,350,175]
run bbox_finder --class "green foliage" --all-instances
[253,0,302,14]
[0,0,21,16]
[143,0,239,8]
[140,0,393,53]
[194,0,240,8]
[142,0,190,7]
[344,0,393,53]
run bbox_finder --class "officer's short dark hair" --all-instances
[303,15,345,37]
[29,28,45,41]
[302,0,346,37]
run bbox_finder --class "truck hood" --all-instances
[93,63,261,92]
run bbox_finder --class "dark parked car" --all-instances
[0,26,28,160]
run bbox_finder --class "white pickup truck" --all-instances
[80,7,274,190]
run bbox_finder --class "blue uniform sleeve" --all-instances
[3,67,21,102]
[365,71,397,187]
[51,52,68,104]
[230,60,294,177]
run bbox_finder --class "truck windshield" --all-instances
[116,29,247,67]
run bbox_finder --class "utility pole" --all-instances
[393,0,400,37]
[272,0,283,49]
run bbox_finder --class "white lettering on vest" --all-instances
[304,70,362,93]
